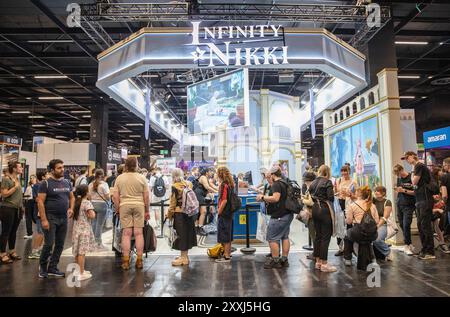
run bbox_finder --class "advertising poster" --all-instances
[187,69,249,134]
[330,116,380,189]
[156,157,177,176]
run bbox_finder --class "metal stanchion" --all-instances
[302,234,314,251]
[240,204,256,254]
[157,200,165,238]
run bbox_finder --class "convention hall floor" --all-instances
[1,223,450,297]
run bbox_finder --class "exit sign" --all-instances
[160,150,169,155]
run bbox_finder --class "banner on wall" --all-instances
[187,160,215,171]
[309,88,316,139]
[329,116,380,189]
[145,86,151,141]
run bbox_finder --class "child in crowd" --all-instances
[432,194,450,253]
[72,185,96,281]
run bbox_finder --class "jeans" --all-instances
[397,204,415,245]
[416,200,434,255]
[92,201,108,244]
[39,215,68,270]
[0,206,21,253]
[312,202,333,261]
[373,224,391,257]
[25,199,35,236]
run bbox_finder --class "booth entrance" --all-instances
[86,22,377,255]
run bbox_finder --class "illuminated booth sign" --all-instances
[423,126,450,150]
[96,23,367,142]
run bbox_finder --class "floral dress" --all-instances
[72,199,96,256]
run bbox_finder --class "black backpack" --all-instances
[153,176,166,198]
[426,179,440,196]
[223,185,242,217]
[355,203,378,241]
[279,179,302,214]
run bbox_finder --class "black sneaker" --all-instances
[418,253,436,260]
[47,267,65,278]
[198,227,207,236]
[38,265,48,279]
[280,257,289,268]
[264,257,282,269]
[265,253,272,258]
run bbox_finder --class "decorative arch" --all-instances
[360,97,366,110]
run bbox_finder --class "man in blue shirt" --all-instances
[38,159,75,278]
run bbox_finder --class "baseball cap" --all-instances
[400,151,417,160]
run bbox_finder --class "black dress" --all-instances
[171,185,197,251]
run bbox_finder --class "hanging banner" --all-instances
[178,125,184,158]
[145,86,151,140]
[309,88,316,139]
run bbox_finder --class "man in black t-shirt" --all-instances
[257,166,293,269]
[402,151,435,259]
[38,159,75,278]
[440,157,450,236]
[393,164,416,255]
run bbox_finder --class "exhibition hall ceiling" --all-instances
[0,0,449,152]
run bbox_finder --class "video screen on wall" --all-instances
[330,116,381,189]
[187,68,249,135]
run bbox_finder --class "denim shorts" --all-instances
[217,216,233,243]
[266,213,294,242]
[35,217,44,235]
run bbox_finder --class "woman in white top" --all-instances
[88,169,110,250]
[343,186,379,266]
[334,165,358,256]
[24,175,37,239]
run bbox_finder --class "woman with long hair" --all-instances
[72,185,96,281]
[334,165,358,256]
[215,166,235,263]
[308,165,337,273]
[24,175,37,239]
[88,169,110,250]
[168,168,197,266]
[194,167,218,236]
[344,186,380,266]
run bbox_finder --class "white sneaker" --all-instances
[78,272,92,281]
[404,245,414,256]
[23,235,33,239]
[344,260,352,266]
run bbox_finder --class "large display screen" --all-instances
[330,116,381,189]
[187,68,249,135]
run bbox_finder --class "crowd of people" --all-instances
[1,151,449,280]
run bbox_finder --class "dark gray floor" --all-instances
[1,223,450,297]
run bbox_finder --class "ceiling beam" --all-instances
[394,0,432,34]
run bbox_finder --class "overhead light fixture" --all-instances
[28,115,44,119]
[32,124,46,127]
[153,145,164,148]
[400,96,415,99]
[38,96,64,100]
[398,75,420,79]
[304,74,320,78]
[12,111,30,114]
[34,75,68,79]
[122,139,133,142]
[139,74,159,78]
[155,101,161,105]
[70,110,90,113]
[76,131,90,134]
[421,96,427,99]
[35,131,48,134]
[79,124,90,127]
[163,110,169,114]
[395,41,428,45]
[55,136,67,139]
[301,100,307,105]
[28,40,74,43]
[117,130,132,133]
[428,76,433,79]
[155,139,167,142]
[126,123,143,126]
[82,115,91,118]
[26,97,31,100]
[129,135,141,138]
[312,88,319,93]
